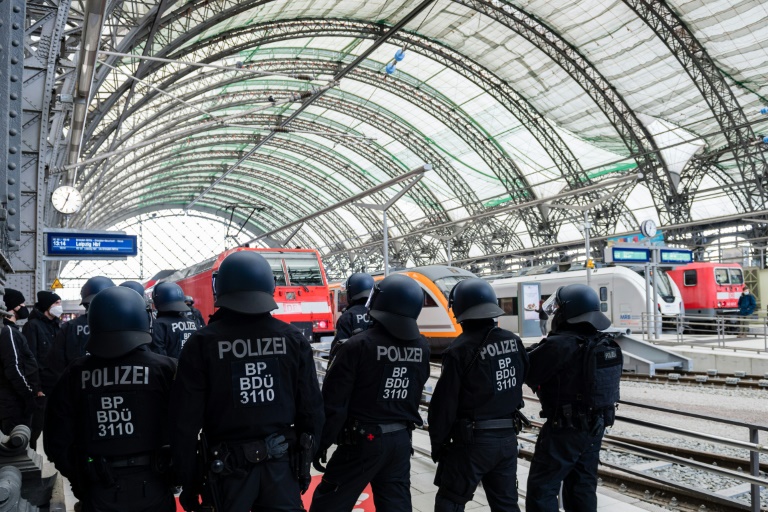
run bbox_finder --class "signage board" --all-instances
[659,248,693,265]
[517,282,542,337]
[604,246,652,264]
[46,232,138,257]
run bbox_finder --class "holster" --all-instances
[84,456,116,488]
[450,419,474,445]
[513,411,531,434]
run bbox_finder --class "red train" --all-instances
[152,247,335,342]
[666,262,744,317]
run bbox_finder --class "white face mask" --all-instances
[49,305,64,318]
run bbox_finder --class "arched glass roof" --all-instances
[67,0,768,273]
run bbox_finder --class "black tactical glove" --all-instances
[312,448,328,473]
[178,487,202,511]
[265,433,289,459]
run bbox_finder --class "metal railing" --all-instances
[311,345,768,511]
[641,313,768,351]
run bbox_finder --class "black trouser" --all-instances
[434,428,521,512]
[310,428,411,512]
[216,456,303,512]
[30,396,46,450]
[82,466,175,512]
[525,416,605,512]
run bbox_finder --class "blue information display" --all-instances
[46,232,138,257]
[659,248,693,265]
[608,247,652,264]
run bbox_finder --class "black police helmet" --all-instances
[80,276,116,305]
[368,274,424,340]
[346,272,374,301]
[86,287,151,358]
[553,284,611,330]
[214,251,277,314]
[449,278,505,323]
[120,281,145,297]
[152,282,190,312]
[184,295,194,305]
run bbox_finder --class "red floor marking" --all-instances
[174,476,375,511]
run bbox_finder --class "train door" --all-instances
[595,279,612,325]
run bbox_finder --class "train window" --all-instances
[283,254,324,286]
[424,292,438,308]
[434,276,472,300]
[498,297,517,316]
[337,291,348,312]
[714,268,729,285]
[600,303,608,312]
[599,287,608,302]
[684,270,697,286]
[729,269,744,285]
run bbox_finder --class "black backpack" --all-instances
[581,333,622,409]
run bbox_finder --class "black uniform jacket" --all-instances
[428,324,528,448]
[524,327,595,416]
[43,314,89,393]
[150,313,198,359]
[169,309,324,488]
[320,324,430,451]
[189,307,206,327]
[0,320,41,414]
[22,309,60,370]
[44,345,177,481]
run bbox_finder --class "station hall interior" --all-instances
[1,0,768,510]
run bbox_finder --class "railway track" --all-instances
[622,371,768,389]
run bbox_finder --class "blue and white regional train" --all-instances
[488,266,683,333]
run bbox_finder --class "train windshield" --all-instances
[283,253,325,287]
[433,275,473,300]
[260,254,288,286]
[635,269,676,303]
[714,267,743,285]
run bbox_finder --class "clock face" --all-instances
[641,220,657,238]
[51,186,83,214]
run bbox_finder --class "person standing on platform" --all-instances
[535,299,548,337]
[170,251,323,512]
[120,281,154,326]
[0,289,43,434]
[330,272,374,357]
[184,296,206,327]
[525,284,622,512]
[44,286,177,511]
[738,287,756,336]
[310,274,430,512]
[44,276,115,391]
[150,282,198,359]
[21,291,61,448]
[429,278,528,512]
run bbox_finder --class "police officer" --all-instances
[330,272,374,356]
[429,278,528,512]
[44,286,177,511]
[120,281,155,328]
[170,251,323,511]
[184,296,206,327]
[525,284,621,512]
[310,274,430,512]
[150,283,198,359]
[22,291,61,448]
[44,276,115,392]
[1,289,43,434]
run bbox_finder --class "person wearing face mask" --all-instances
[738,288,757,336]
[0,288,43,434]
[22,291,61,449]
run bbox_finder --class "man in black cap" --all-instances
[310,274,431,512]
[429,278,528,512]
[44,276,114,392]
[22,290,61,448]
[44,286,177,511]
[1,289,43,434]
[525,284,622,512]
[171,251,323,511]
